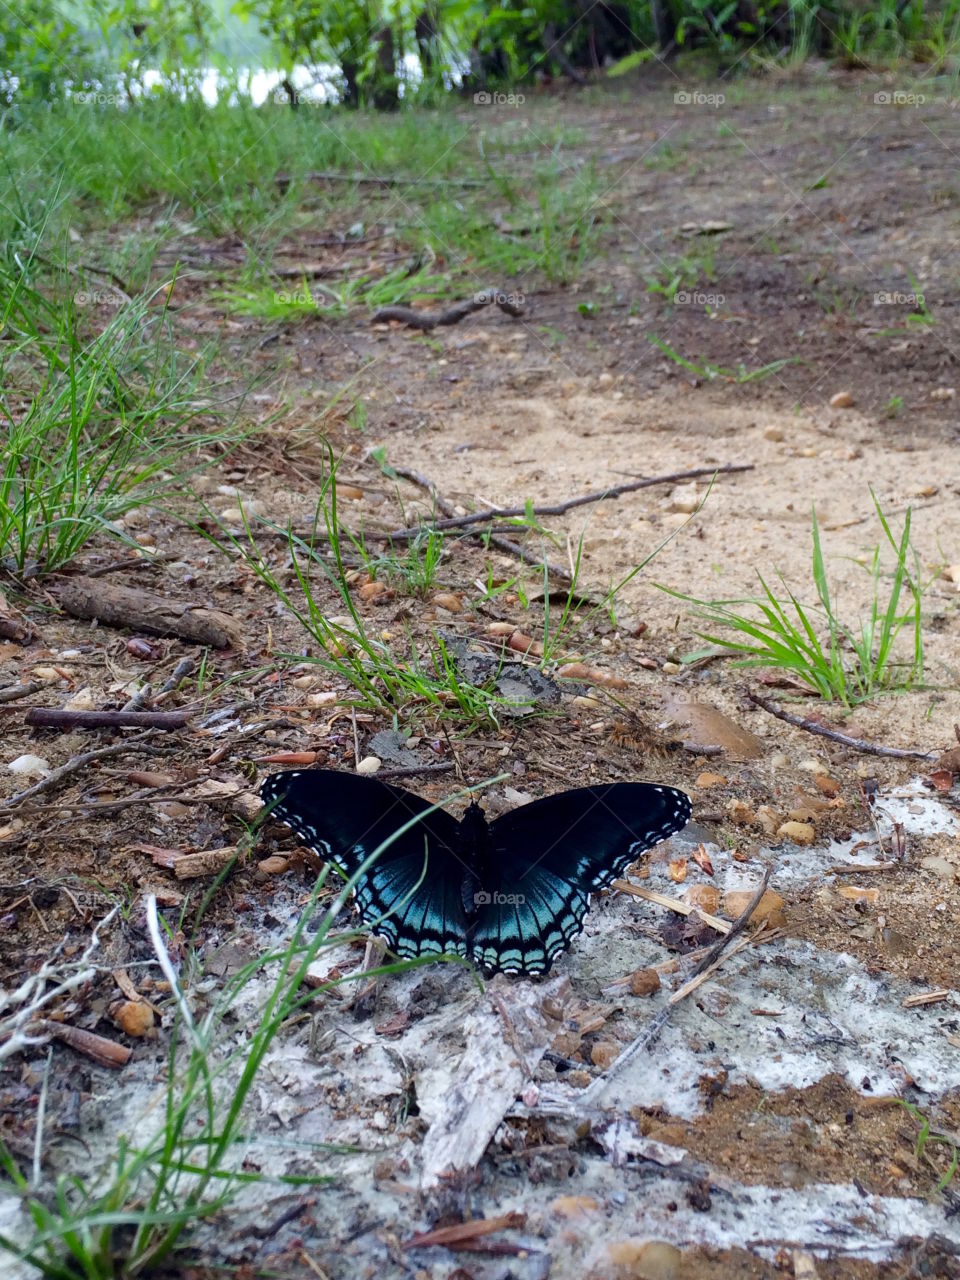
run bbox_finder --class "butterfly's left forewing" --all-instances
[260,769,470,960]
[470,782,691,974]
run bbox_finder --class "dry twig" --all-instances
[0,734,157,810]
[25,708,191,731]
[746,691,938,760]
[374,287,524,331]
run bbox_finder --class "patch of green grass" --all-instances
[897,1100,959,1194]
[649,335,795,384]
[0,239,241,578]
[662,493,932,705]
[646,248,717,300]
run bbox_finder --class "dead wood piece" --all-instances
[56,579,245,650]
[29,1020,132,1069]
[0,681,44,704]
[747,691,938,760]
[581,866,772,1104]
[172,846,240,880]
[384,463,754,541]
[373,288,524,331]
[25,708,191,731]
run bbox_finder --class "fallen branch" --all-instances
[384,463,754,540]
[581,865,772,1104]
[392,466,574,581]
[0,681,43,704]
[56,578,245,650]
[373,287,524,331]
[0,735,157,810]
[746,691,938,760]
[25,708,191,731]
[28,1020,132,1070]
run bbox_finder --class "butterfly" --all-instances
[259,769,691,976]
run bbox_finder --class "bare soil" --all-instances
[2,72,960,1279]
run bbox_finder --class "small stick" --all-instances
[746,691,938,760]
[0,681,43,704]
[374,762,456,780]
[667,931,757,1005]
[582,866,772,1103]
[611,879,731,935]
[156,657,195,696]
[0,736,156,810]
[122,682,154,713]
[29,1020,132,1069]
[25,708,191,731]
[383,463,754,540]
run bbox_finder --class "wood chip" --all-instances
[172,846,240,879]
[902,989,950,1008]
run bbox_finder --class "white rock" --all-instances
[64,687,96,711]
[8,754,51,779]
[356,756,382,775]
[667,483,700,514]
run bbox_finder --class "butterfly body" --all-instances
[260,769,691,976]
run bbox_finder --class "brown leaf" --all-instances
[375,1010,410,1037]
[126,842,186,869]
[929,769,955,791]
[109,999,156,1038]
[662,692,763,759]
[668,857,688,883]
[508,630,543,657]
[691,844,715,876]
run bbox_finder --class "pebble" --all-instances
[684,884,720,914]
[590,1040,620,1069]
[667,483,700,514]
[7,754,51,779]
[431,592,463,613]
[629,968,662,997]
[356,756,382,775]
[778,820,815,845]
[756,804,782,835]
[830,391,854,408]
[762,424,785,441]
[930,386,955,400]
[64,687,95,711]
[723,888,786,927]
[306,691,337,707]
[797,757,828,773]
[942,564,960,584]
[607,1239,681,1279]
[725,798,756,826]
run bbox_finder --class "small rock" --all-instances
[813,773,841,797]
[942,564,960,585]
[607,1239,681,1280]
[695,771,726,789]
[358,580,392,602]
[356,756,382,775]
[487,621,516,636]
[64,686,95,711]
[769,752,791,770]
[829,391,854,408]
[930,386,955,400]
[257,855,290,875]
[778,820,815,845]
[7,754,50,779]
[667,483,699,514]
[798,757,828,773]
[762,424,785,441]
[661,661,681,675]
[756,804,782,835]
[306,690,337,707]
[431,592,463,613]
[630,968,662,997]
[788,804,820,823]
[723,888,786,927]
[725,798,756,826]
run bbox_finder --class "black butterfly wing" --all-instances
[259,769,470,961]
[470,783,691,975]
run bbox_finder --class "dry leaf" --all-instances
[662,692,763,759]
[838,885,879,903]
[109,999,156,1038]
[692,844,715,876]
[929,769,955,791]
[695,771,727,789]
[668,857,688,883]
[684,884,720,914]
[508,630,543,657]
[431,592,463,613]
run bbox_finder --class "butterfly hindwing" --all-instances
[259,769,470,959]
[469,783,691,973]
